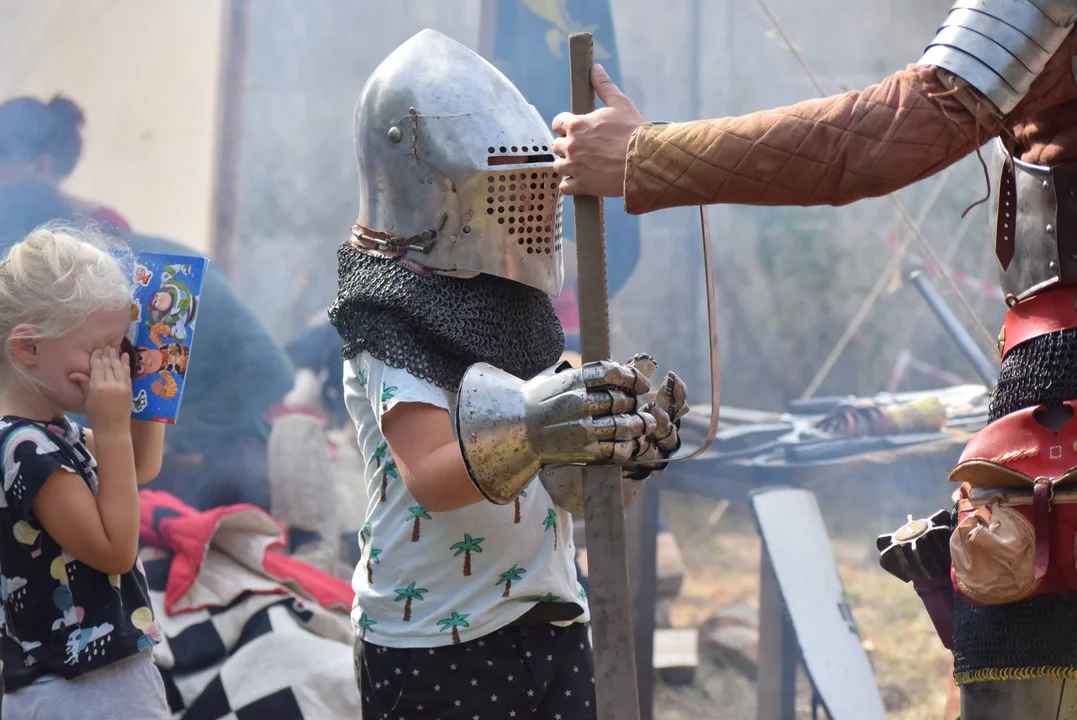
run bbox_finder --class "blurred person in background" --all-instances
[0,94,131,234]
[0,179,295,511]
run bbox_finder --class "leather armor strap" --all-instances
[1000,285,1077,359]
[1034,477,1052,579]
[996,153,1017,272]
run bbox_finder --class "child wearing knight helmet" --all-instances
[0,226,168,718]
[330,30,687,720]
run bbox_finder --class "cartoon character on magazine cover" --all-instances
[145,264,198,344]
[132,342,190,401]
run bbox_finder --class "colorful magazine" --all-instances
[123,252,208,423]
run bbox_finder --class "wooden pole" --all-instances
[634,480,661,720]
[208,0,250,278]
[569,31,642,720]
[758,552,797,720]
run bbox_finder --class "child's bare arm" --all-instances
[38,347,142,574]
[33,445,139,575]
[382,402,484,512]
[85,420,164,485]
[129,420,165,485]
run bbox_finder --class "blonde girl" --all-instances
[0,226,168,719]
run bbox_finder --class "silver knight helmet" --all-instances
[352,28,565,296]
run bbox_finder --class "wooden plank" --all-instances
[757,552,796,720]
[569,31,640,720]
[653,628,698,686]
[752,487,886,720]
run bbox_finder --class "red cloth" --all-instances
[89,205,132,234]
[551,285,579,334]
[138,489,353,615]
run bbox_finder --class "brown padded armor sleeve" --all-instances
[623,64,994,214]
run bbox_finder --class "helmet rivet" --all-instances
[462,225,472,234]
[387,127,402,143]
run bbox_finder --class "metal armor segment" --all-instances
[962,677,1077,718]
[454,360,659,505]
[989,138,1077,300]
[353,28,564,295]
[538,466,643,517]
[1029,0,1077,25]
[917,0,1077,114]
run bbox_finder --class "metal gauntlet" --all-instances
[539,355,689,515]
[454,356,670,504]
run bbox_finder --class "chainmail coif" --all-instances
[328,242,564,392]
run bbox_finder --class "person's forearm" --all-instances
[130,419,165,485]
[624,65,994,213]
[91,429,141,570]
[401,442,486,512]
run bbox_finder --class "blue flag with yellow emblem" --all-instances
[488,0,641,336]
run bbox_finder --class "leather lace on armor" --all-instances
[328,242,564,393]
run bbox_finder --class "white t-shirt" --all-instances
[343,352,589,648]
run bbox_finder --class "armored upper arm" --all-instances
[918,0,1077,115]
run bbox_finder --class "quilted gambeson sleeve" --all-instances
[623,64,996,213]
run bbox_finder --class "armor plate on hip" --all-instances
[990,138,1077,301]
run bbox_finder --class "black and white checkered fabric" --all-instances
[144,559,358,719]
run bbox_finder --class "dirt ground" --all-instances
[652,493,953,720]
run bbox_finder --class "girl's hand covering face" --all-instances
[76,346,132,432]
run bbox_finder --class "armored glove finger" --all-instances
[621,371,689,481]
[621,404,670,480]
[626,353,658,380]
[577,359,651,396]
[602,408,659,462]
[654,370,689,424]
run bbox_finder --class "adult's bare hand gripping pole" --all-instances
[568,32,643,720]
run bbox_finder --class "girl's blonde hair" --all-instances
[0,224,133,381]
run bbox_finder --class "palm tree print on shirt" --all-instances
[544,508,558,550]
[394,582,428,622]
[528,593,562,603]
[366,547,382,583]
[359,522,371,552]
[357,368,368,389]
[450,534,485,576]
[380,381,397,413]
[368,442,388,469]
[437,612,470,645]
[380,459,398,503]
[407,505,431,542]
[357,611,377,640]
[496,564,527,598]
[513,489,527,524]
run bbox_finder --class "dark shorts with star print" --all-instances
[355,622,598,720]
